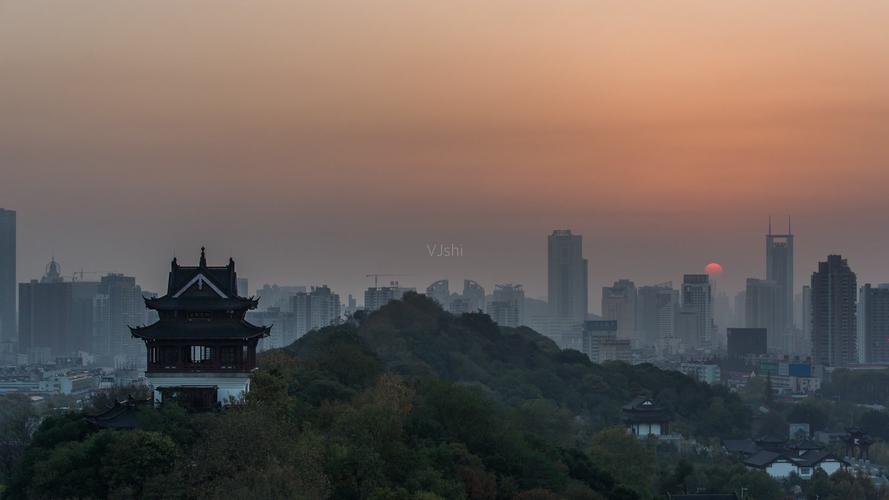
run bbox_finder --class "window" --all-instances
[220,346,237,368]
[161,346,178,368]
[187,311,211,321]
[149,347,159,364]
[189,345,213,364]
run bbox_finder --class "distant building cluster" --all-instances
[2,204,889,403]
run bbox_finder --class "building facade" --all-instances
[766,220,794,337]
[488,283,525,327]
[364,283,415,312]
[681,274,713,350]
[0,209,14,343]
[745,278,782,352]
[811,255,857,367]
[132,249,270,408]
[602,279,637,343]
[860,284,889,363]
[547,230,588,322]
[18,259,100,358]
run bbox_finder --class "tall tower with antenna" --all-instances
[766,216,794,352]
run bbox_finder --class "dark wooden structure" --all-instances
[131,248,269,410]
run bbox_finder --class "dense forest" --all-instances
[0,293,883,499]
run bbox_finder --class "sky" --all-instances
[2,0,889,309]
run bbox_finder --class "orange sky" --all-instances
[2,1,889,305]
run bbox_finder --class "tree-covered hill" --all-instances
[287,292,751,440]
[4,293,770,500]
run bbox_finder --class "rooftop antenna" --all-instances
[788,215,792,235]
[768,215,772,235]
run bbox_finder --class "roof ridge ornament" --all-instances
[199,246,207,267]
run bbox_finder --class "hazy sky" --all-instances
[2,1,889,308]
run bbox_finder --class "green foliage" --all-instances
[0,394,39,483]
[4,294,768,499]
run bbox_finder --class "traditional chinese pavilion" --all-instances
[622,396,672,437]
[131,248,270,409]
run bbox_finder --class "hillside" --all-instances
[286,292,751,439]
[3,293,766,500]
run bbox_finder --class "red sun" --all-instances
[705,262,724,277]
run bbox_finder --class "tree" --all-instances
[0,394,39,482]
[588,427,655,499]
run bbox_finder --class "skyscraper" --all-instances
[100,273,146,365]
[0,209,15,342]
[860,284,889,363]
[488,283,525,327]
[745,278,782,352]
[18,259,101,358]
[766,218,794,342]
[811,255,857,367]
[602,279,637,342]
[425,280,450,307]
[547,230,588,322]
[637,283,677,350]
[291,285,341,338]
[680,274,713,350]
[364,282,415,312]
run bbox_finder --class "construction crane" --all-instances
[365,274,410,288]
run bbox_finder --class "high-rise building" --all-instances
[426,280,450,307]
[461,280,486,313]
[602,279,637,342]
[860,284,889,363]
[745,278,782,352]
[811,255,857,367]
[99,273,146,365]
[547,230,588,322]
[291,285,341,338]
[680,274,714,350]
[766,218,794,342]
[18,259,100,358]
[801,285,812,351]
[255,284,307,312]
[0,209,14,343]
[364,282,415,312]
[488,284,525,327]
[637,283,678,350]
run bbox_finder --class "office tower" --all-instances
[766,218,794,339]
[364,282,415,312]
[462,280,486,313]
[0,209,14,342]
[811,255,857,367]
[344,294,358,317]
[727,328,768,357]
[581,320,630,363]
[637,283,678,350]
[745,278,782,352]
[860,284,889,363]
[547,230,588,322]
[601,279,636,342]
[801,285,812,355]
[291,285,341,338]
[681,274,713,350]
[18,259,100,358]
[426,279,450,307]
[100,273,147,365]
[256,284,307,312]
[488,284,525,327]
